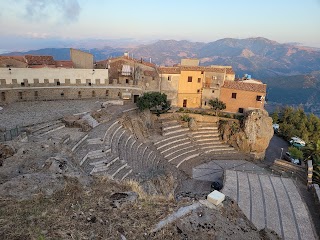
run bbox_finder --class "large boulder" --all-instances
[220,109,273,160]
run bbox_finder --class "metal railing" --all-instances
[0,126,25,142]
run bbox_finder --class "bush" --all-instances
[180,114,191,122]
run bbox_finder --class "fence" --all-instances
[0,126,25,142]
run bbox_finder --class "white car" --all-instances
[290,137,306,147]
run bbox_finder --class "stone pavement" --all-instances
[223,170,316,240]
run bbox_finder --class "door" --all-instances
[133,95,139,103]
[183,99,187,108]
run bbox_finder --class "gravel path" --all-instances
[0,100,102,129]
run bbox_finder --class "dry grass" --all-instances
[0,176,181,240]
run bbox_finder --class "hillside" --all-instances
[2,37,320,112]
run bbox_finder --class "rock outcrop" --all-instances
[220,109,273,160]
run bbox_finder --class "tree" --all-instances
[136,92,170,113]
[271,109,279,123]
[288,146,304,160]
[208,98,226,116]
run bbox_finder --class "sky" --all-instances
[0,0,320,52]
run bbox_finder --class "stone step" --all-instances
[103,120,120,142]
[27,120,62,134]
[34,123,65,136]
[87,138,104,145]
[160,140,193,155]
[163,128,189,136]
[163,125,181,131]
[154,133,188,145]
[90,157,119,174]
[156,137,189,150]
[82,114,99,128]
[164,145,195,158]
[80,149,111,166]
[192,132,219,138]
[194,137,220,143]
[167,148,199,163]
[176,153,200,168]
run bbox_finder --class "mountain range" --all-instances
[2,37,320,114]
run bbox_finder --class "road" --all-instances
[264,134,290,165]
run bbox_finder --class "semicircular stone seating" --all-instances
[153,118,249,175]
[73,117,165,181]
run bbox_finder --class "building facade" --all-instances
[0,53,267,113]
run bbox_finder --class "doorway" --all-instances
[183,99,187,108]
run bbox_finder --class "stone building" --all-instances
[220,79,267,113]
[159,60,235,109]
[70,48,93,69]
[0,53,267,114]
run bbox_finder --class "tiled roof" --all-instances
[158,67,180,74]
[25,55,56,65]
[158,66,235,75]
[144,70,158,77]
[222,80,266,93]
[0,56,27,63]
[108,56,156,68]
[55,60,74,68]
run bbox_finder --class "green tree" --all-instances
[271,109,279,123]
[208,98,226,116]
[136,92,170,113]
[288,146,304,160]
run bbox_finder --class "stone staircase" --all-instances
[191,122,236,154]
[26,120,65,136]
[156,119,201,169]
[153,119,250,175]
[82,114,99,128]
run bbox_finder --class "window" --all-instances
[44,79,49,84]
[20,82,25,87]
[232,93,237,99]
[95,79,100,85]
[204,101,207,106]
[78,91,81,98]
[256,95,262,101]
[188,76,192,82]
[61,92,64,97]
[168,76,171,81]
[212,90,215,93]
[92,91,96,97]
[33,79,39,84]
[126,79,129,84]
[57,81,60,86]
[88,82,92,86]
[198,78,201,83]
[76,79,81,84]
[106,90,109,96]
[12,79,17,84]
[239,108,244,113]
[34,91,38,97]
[152,77,155,80]
[1,92,5,101]
[197,89,200,93]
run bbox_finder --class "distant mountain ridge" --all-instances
[3,37,319,79]
[2,37,320,113]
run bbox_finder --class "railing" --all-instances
[0,126,25,142]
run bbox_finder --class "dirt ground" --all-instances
[0,138,280,240]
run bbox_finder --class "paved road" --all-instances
[264,134,290,166]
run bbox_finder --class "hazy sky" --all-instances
[1,0,320,51]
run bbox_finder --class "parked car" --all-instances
[289,136,305,147]
[283,152,301,165]
[272,124,279,133]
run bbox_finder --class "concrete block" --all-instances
[207,190,225,206]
